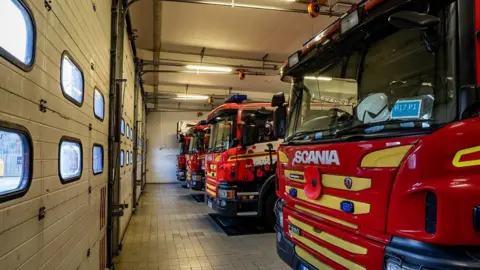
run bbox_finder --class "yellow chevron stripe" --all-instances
[322,174,371,191]
[290,230,366,270]
[288,216,367,255]
[206,183,216,191]
[278,150,289,163]
[286,186,370,215]
[361,145,413,168]
[295,247,334,270]
[294,205,358,229]
[206,189,216,197]
[228,153,274,161]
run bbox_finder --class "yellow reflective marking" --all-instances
[294,205,358,229]
[290,231,366,270]
[361,145,413,168]
[295,247,334,270]
[279,151,289,163]
[215,155,221,161]
[288,216,367,255]
[322,175,371,191]
[206,183,216,191]
[284,170,305,183]
[286,186,370,215]
[228,153,273,161]
[453,145,480,167]
[206,189,216,197]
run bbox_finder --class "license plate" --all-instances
[208,201,213,209]
[288,224,301,235]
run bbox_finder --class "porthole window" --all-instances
[126,124,130,139]
[59,138,82,183]
[121,119,125,135]
[120,150,124,167]
[61,52,84,106]
[93,88,104,121]
[0,0,36,71]
[0,123,32,202]
[92,144,103,175]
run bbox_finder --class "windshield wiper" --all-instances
[287,128,331,142]
[334,119,433,138]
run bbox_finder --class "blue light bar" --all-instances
[225,94,247,103]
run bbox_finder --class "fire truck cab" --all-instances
[273,0,480,269]
[185,121,209,190]
[205,95,281,223]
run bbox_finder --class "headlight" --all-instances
[278,211,283,228]
[218,189,235,199]
[275,200,284,228]
[385,258,424,270]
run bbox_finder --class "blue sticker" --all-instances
[364,125,385,134]
[391,100,422,119]
[314,132,323,140]
[400,122,415,128]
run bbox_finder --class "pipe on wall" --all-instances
[156,0,342,16]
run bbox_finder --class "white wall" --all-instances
[146,111,208,183]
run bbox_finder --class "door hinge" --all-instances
[38,206,46,220]
[44,0,52,11]
[39,99,47,113]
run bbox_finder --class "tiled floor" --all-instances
[114,184,289,270]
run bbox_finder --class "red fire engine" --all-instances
[185,121,209,190]
[176,135,189,183]
[273,0,480,269]
[205,95,281,223]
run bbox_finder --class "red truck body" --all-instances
[185,124,209,190]
[205,99,281,220]
[274,1,480,269]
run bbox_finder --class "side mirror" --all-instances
[271,92,286,107]
[241,125,257,147]
[241,113,257,147]
[388,11,440,30]
[198,120,207,125]
[232,138,240,147]
[273,105,287,139]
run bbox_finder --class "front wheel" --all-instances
[262,192,277,229]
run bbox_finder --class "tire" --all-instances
[262,192,277,229]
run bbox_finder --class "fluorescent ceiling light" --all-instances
[173,95,209,100]
[185,65,233,73]
[182,71,231,74]
[304,76,333,81]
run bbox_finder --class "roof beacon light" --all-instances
[340,9,360,34]
[225,94,247,104]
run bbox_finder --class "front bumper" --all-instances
[189,172,205,191]
[275,225,317,270]
[274,201,480,270]
[206,183,259,217]
[176,169,186,181]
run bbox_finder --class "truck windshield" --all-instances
[208,115,235,152]
[286,1,457,142]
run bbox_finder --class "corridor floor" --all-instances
[114,184,289,270]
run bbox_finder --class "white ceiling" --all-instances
[128,0,355,111]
